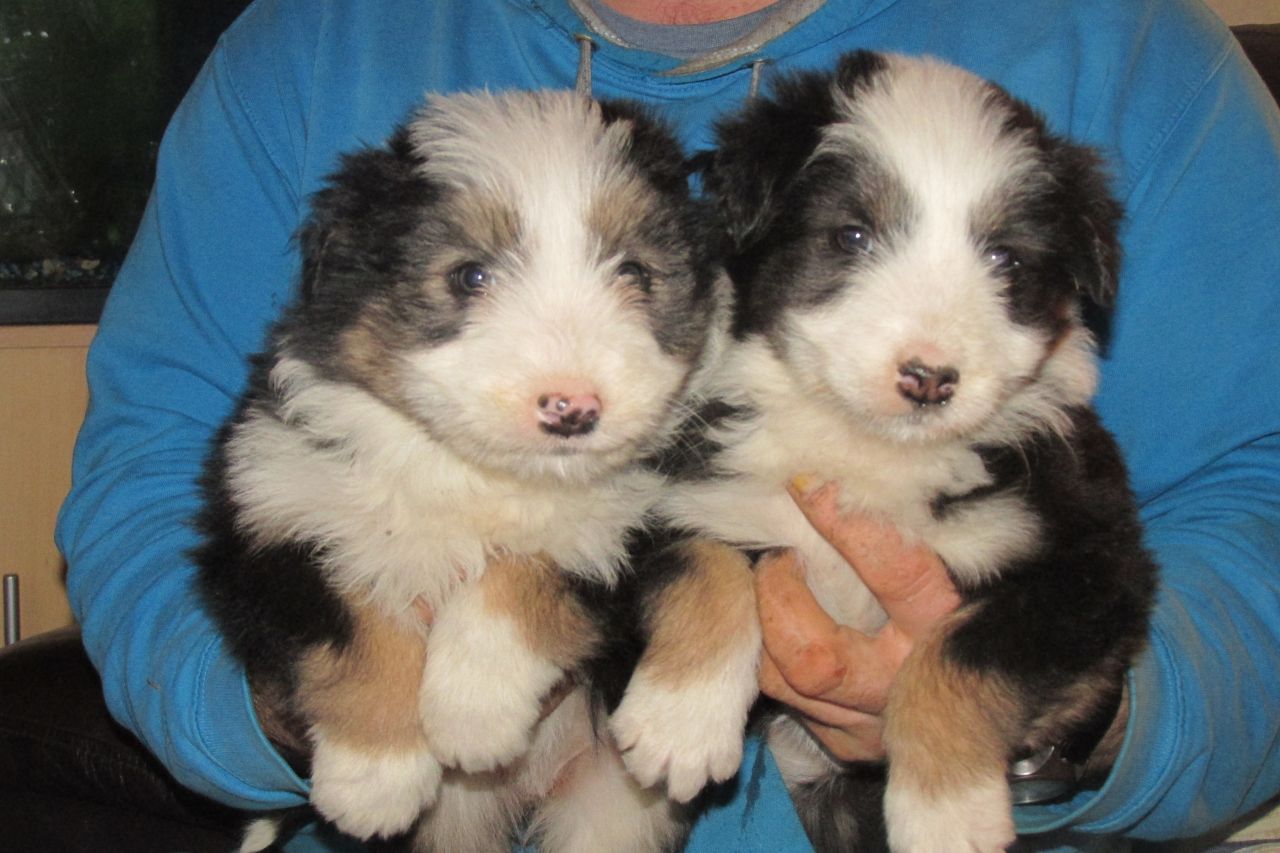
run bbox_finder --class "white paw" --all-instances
[309,737,441,840]
[884,775,1014,853]
[419,599,562,773]
[610,672,754,803]
[421,677,543,773]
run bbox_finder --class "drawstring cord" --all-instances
[575,34,595,98]
[574,31,765,103]
[748,58,766,99]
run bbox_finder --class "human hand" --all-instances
[755,479,960,761]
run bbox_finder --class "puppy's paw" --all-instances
[420,679,541,773]
[610,674,751,802]
[419,609,561,773]
[309,737,440,840]
[884,774,1014,853]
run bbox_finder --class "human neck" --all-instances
[598,0,783,24]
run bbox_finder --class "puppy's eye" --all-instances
[450,262,493,296]
[616,261,652,292]
[833,224,875,255]
[985,246,1021,272]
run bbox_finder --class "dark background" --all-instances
[0,0,251,322]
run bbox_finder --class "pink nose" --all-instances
[537,392,602,437]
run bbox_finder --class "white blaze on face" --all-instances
[397,92,692,481]
[789,57,1054,443]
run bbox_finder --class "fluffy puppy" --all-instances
[622,51,1157,852]
[194,89,730,852]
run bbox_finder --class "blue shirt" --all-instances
[56,0,1280,850]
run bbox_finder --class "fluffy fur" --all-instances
[194,89,730,852]
[628,51,1157,852]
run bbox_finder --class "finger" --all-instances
[787,480,960,637]
[755,551,898,710]
[754,549,846,697]
[759,649,885,726]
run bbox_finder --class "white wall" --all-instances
[1204,0,1280,25]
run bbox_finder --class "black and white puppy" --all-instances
[194,89,730,852]
[624,51,1157,852]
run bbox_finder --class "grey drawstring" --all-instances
[748,59,767,99]
[575,34,595,97]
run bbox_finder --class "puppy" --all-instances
[194,89,731,852]
[620,51,1157,852]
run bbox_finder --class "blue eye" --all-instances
[986,246,1021,271]
[450,262,493,295]
[833,224,875,255]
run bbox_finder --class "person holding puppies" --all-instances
[42,0,1280,850]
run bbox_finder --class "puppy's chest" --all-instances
[662,410,1041,627]
[229,409,657,607]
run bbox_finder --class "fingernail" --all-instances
[789,473,820,495]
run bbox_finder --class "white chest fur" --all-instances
[225,360,660,615]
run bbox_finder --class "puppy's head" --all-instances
[708,51,1122,443]
[283,90,725,482]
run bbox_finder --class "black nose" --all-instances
[897,358,959,407]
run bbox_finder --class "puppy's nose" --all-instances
[537,392,602,437]
[897,358,959,407]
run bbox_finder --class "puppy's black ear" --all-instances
[297,125,432,303]
[598,99,690,198]
[705,51,888,250]
[1047,141,1124,308]
[297,211,334,304]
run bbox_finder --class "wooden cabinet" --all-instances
[1,324,94,639]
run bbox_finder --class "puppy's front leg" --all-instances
[611,539,761,802]
[881,613,1020,853]
[420,553,600,773]
[297,603,441,840]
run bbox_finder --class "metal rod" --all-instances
[3,574,18,646]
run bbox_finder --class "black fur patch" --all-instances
[193,405,354,693]
[790,763,889,853]
[941,409,1156,693]
[641,399,753,481]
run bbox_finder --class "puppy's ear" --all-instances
[297,211,334,304]
[598,99,690,197]
[297,125,432,303]
[705,50,888,250]
[1047,141,1124,308]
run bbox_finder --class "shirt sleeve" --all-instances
[1016,20,1280,843]
[54,0,322,810]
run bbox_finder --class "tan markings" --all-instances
[588,176,665,264]
[450,191,522,257]
[338,314,403,405]
[883,612,1023,796]
[637,539,757,687]
[479,552,602,670]
[298,601,429,751]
